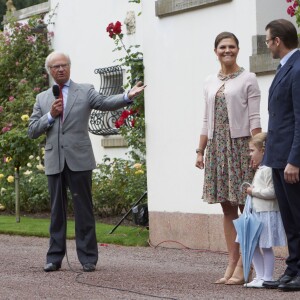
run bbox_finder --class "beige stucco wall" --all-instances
[149,211,288,257]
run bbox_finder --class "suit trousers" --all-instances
[272,169,300,276]
[46,163,98,266]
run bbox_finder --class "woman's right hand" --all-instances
[195,154,204,169]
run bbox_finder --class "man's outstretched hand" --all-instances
[128,81,146,100]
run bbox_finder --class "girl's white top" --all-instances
[251,165,279,212]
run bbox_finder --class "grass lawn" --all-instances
[0,215,149,247]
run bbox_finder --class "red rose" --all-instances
[106,23,114,32]
[115,116,125,129]
[121,110,130,119]
[287,5,296,16]
[106,22,115,38]
[118,117,125,125]
[129,109,137,115]
[113,21,122,34]
[106,21,122,38]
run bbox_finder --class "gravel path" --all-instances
[0,234,298,299]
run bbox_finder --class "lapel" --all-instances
[46,89,55,109]
[269,50,300,103]
[63,80,78,122]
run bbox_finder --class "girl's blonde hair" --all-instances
[250,132,267,151]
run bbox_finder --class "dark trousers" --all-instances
[46,163,98,266]
[272,169,300,276]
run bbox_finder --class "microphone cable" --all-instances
[52,85,177,299]
[53,84,81,274]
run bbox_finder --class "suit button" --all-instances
[271,113,275,117]
[61,146,64,149]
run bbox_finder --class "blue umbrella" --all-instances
[233,195,263,283]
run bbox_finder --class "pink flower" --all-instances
[48,31,54,38]
[2,127,10,133]
[33,87,41,92]
[293,1,299,8]
[20,79,28,84]
[286,0,292,2]
[15,61,19,66]
[26,35,36,44]
[22,24,30,31]
[0,106,3,113]
[8,96,15,102]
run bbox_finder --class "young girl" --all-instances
[244,132,286,288]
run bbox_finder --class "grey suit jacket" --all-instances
[28,80,128,175]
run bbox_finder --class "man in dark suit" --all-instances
[262,19,300,291]
[28,51,145,272]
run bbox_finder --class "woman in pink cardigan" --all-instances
[195,32,261,285]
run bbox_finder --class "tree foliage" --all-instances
[0,15,51,170]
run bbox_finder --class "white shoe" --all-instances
[244,278,264,288]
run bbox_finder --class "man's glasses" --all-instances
[49,63,70,71]
[265,38,275,46]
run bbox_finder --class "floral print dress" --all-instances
[203,68,254,205]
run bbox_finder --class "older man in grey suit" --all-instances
[28,51,145,272]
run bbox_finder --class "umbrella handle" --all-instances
[240,182,252,192]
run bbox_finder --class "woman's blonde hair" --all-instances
[250,132,267,151]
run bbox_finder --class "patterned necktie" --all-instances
[59,85,64,122]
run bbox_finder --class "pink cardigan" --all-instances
[201,70,261,139]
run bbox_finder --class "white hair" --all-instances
[45,51,71,74]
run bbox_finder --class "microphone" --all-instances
[52,85,60,99]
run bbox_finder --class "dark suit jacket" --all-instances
[264,50,300,169]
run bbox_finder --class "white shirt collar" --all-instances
[280,48,298,67]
